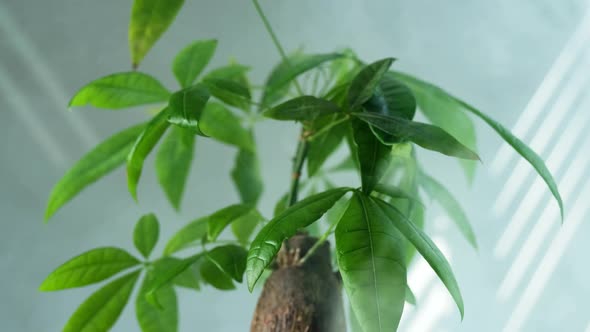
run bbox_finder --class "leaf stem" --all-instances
[307,115,349,142]
[287,132,310,206]
[251,0,309,207]
[251,0,304,95]
[299,217,338,264]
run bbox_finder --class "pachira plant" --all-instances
[40,0,564,331]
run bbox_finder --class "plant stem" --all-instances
[287,132,310,206]
[299,218,337,264]
[251,0,304,95]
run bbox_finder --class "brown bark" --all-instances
[250,234,346,332]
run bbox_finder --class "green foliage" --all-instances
[200,257,236,290]
[231,145,264,205]
[374,184,423,206]
[392,71,477,182]
[352,119,391,194]
[129,0,185,67]
[136,273,178,332]
[246,188,351,291]
[231,209,266,246]
[164,217,208,255]
[40,247,140,291]
[167,85,210,130]
[134,214,160,258]
[173,39,218,88]
[69,72,170,109]
[127,109,171,200]
[262,53,344,106]
[307,114,348,176]
[348,58,395,109]
[204,245,248,282]
[203,77,251,111]
[45,123,145,220]
[375,198,464,318]
[63,270,141,332]
[459,99,564,220]
[264,96,341,120]
[405,285,417,305]
[43,2,566,331]
[155,127,195,210]
[336,192,406,331]
[354,112,479,160]
[206,204,255,242]
[198,103,254,151]
[419,170,478,249]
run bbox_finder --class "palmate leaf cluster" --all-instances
[41,0,563,331]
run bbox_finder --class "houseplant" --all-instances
[40,0,563,331]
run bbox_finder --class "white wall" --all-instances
[1,0,589,331]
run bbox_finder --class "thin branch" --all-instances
[251,0,303,95]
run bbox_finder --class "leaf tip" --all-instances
[43,207,54,223]
[146,290,163,310]
[246,269,258,293]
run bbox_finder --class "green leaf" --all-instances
[45,123,145,220]
[146,254,203,304]
[203,78,251,111]
[167,84,210,130]
[134,214,160,259]
[203,63,251,81]
[273,193,289,218]
[419,170,477,249]
[349,303,363,332]
[374,184,423,207]
[307,116,347,176]
[136,272,178,332]
[129,0,185,67]
[405,285,416,305]
[351,119,391,194]
[155,127,195,210]
[207,204,253,242]
[263,96,341,121]
[348,58,395,109]
[457,100,564,220]
[231,144,263,205]
[163,217,208,255]
[69,72,170,110]
[365,74,417,120]
[246,187,350,291]
[199,102,254,151]
[405,204,424,264]
[262,53,344,106]
[395,72,563,218]
[231,209,265,246]
[199,258,235,290]
[173,39,218,88]
[391,72,478,183]
[205,245,247,282]
[325,193,352,226]
[375,197,464,318]
[127,109,171,200]
[172,259,202,291]
[151,257,201,293]
[40,247,140,291]
[354,112,479,160]
[63,270,140,332]
[336,192,406,332]
[363,74,417,144]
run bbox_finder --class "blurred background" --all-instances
[2,0,590,331]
